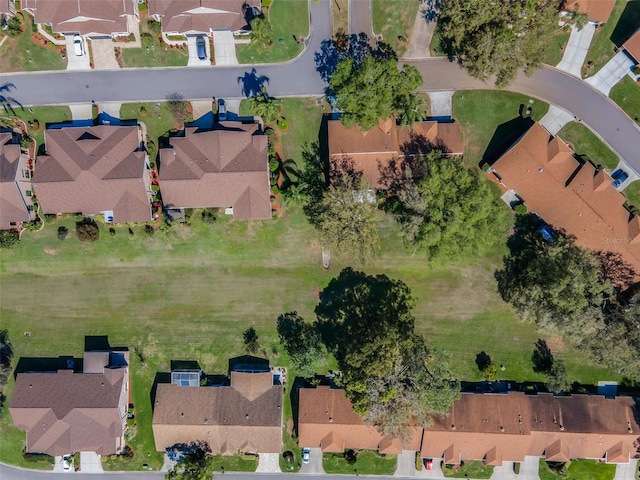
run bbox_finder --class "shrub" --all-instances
[144,224,155,236]
[76,217,100,242]
[23,453,54,465]
[634,66,640,75]
[481,162,491,172]
[20,136,34,149]
[57,226,68,241]
[271,185,280,195]
[344,449,357,465]
[513,203,528,214]
[109,227,116,237]
[201,209,216,224]
[7,17,22,37]
[0,230,19,249]
[269,158,279,172]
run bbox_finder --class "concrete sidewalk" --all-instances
[555,23,596,77]
[539,105,576,135]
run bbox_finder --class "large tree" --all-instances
[316,173,383,264]
[437,0,559,86]
[276,312,326,378]
[496,215,613,330]
[315,268,459,438]
[249,15,273,52]
[329,54,423,130]
[247,87,281,123]
[165,442,215,480]
[390,151,510,262]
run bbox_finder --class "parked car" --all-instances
[539,224,555,243]
[612,169,628,188]
[302,448,310,464]
[423,458,433,471]
[73,35,84,56]
[62,455,72,471]
[217,99,227,121]
[196,36,206,60]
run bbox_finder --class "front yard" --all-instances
[610,76,640,126]
[556,121,620,170]
[0,106,72,147]
[371,0,420,57]
[442,460,494,479]
[538,459,616,480]
[236,0,309,64]
[119,16,187,68]
[323,451,397,475]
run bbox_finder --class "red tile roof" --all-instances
[159,123,271,220]
[623,28,640,63]
[490,122,640,277]
[33,125,152,223]
[562,0,615,23]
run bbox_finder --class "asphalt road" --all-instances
[0,0,638,162]
[349,0,373,37]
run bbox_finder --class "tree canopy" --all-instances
[249,15,273,52]
[437,0,559,86]
[276,312,326,378]
[165,442,215,480]
[389,151,510,262]
[248,87,281,123]
[315,268,459,438]
[329,54,423,130]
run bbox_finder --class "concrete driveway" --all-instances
[299,447,324,474]
[586,51,635,95]
[350,0,373,38]
[91,38,119,69]
[613,460,638,480]
[256,453,281,473]
[395,450,417,476]
[65,34,90,70]
[212,31,238,65]
[404,1,440,59]
[79,452,103,473]
[555,23,596,76]
[187,35,210,66]
[517,456,541,479]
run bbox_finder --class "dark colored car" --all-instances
[217,99,227,121]
[196,36,206,60]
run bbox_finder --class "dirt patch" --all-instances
[43,248,58,255]
[546,336,565,355]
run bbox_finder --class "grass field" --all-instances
[120,102,186,143]
[542,31,571,67]
[556,121,620,170]
[332,0,348,37]
[236,0,308,64]
[582,0,639,78]
[443,460,493,479]
[623,180,640,210]
[452,91,549,166]
[539,459,616,480]
[323,451,396,475]
[372,0,420,57]
[120,16,187,68]
[610,76,640,126]
[0,12,66,72]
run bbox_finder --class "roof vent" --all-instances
[29,384,32,388]
[101,382,104,387]
[500,426,505,432]
[181,412,184,417]
[518,414,522,425]
[538,168,543,173]
[451,424,456,431]
[329,417,333,423]
[246,414,249,420]
[559,425,564,431]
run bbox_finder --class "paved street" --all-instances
[350,0,373,38]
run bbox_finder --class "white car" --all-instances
[302,448,310,464]
[62,455,72,471]
[73,35,84,56]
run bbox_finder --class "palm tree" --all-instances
[396,94,427,127]
[250,15,273,53]
[570,5,589,31]
[282,183,309,205]
[248,87,281,123]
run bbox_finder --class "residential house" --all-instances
[33,125,153,224]
[421,391,640,465]
[1,131,35,229]
[623,28,640,65]
[562,0,615,24]
[9,341,130,456]
[298,385,423,453]
[489,122,640,277]
[148,0,260,36]
[0,0,16,24]
[21,0,138,36]
[158,122,271,220]
[328,118,464,188]
[152,361,283,454]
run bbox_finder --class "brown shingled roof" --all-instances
[21,0,134,35]
[159,123,270,220]
[152,371,282,454]
[328,119,463,188]
[1,132,34,228]
[623,28,640,63]
[490,122,640,278]
[297,386,422,453]
[422,392,640,464]
[148,0,260,34]
[9,354,129,456]
[33,125,152,223]
[562,0,615,23]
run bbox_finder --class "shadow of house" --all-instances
[13,356,82,379]
[482,116,535,165]
[170,360,201,371]
[611,1,640,48]
[150,371,172,409]
[228,354,270,373]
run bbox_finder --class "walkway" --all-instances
[403,0,439,59]
[586,51,636,95]
[538,105,576,135]
[555,23,596,77]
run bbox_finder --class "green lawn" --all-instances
[240,97,326,165]
[0,12,66,72]
[556,121,620,169]
[623,180,640,209]
[542,31,571,67]
[323,451,396,475]
[610,76,640,126]
[332,0,348,37]
[430,24,446,57]
[236,0,309,64]
[539,459,616,480]
[120,102,186,144]
[0,106,72,147]
[209,453,258,472]
[372,0,420,57]
[582,0,638,78]
[119,16,187,68]
[443,460,493,479]
[452,90,549,166]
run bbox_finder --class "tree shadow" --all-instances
[482,116,535,165]
[610,1,640,47]
[475,351,492,372]
[299,139,330,226]
[532,339,554,374]
[0,83,24,115]
[420,0,442,22]
[237,68,270,98]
